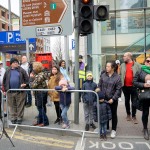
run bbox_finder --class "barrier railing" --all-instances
[5,89,100,147]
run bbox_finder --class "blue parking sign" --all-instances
[72,39,75,50]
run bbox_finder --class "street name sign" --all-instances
[0,31,36,52]
[20,0,73,38]
[36,26,62,36]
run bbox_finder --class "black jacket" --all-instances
[82,80,97,104]
[133,69,148,111]
[99,101,112,123]
[3,66,29,91]
[133,69,148,89]
[99,72,122,101]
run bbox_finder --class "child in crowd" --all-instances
[48,66,63,124]
[55,79,74,129]
[98,91,112,141]
[82,71,97,131]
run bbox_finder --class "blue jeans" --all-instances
[26,90,32,105]
[60,104,70,125]
[37,106,49,125]
[100,122,107,135]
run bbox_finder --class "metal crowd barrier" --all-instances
[4,89,100,147]
[1,90,6,122]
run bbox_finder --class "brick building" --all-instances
[0,5,19,31]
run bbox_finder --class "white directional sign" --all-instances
[20,0,73,38]
[36,26,63,36]
[29,44,34,51]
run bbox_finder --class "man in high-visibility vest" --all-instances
[78,55,86,100]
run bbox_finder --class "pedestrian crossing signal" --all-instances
[93,5,109,21]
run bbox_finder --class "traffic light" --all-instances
[79,0,93,35]
[93,5,109,21]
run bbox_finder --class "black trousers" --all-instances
[122,86,137,117]
[142,101,150,129]
[54,101,62,119]
[107,101,118,131]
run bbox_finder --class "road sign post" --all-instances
[20,0,73,38]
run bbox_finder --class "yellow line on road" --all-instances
[5,129,75,149]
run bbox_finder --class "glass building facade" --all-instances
[99,0,150,65]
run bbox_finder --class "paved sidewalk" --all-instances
[5,91,148,139]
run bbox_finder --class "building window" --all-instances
[1,11,5,17]
[2,23,5,29]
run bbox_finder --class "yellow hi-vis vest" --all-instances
[79,68,86,81]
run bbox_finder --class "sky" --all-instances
[0,0,19,16]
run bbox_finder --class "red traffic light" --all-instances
[81,0,90,4]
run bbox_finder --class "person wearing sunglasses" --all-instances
[133,56,150,140]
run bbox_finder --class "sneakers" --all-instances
[90,123,96,129]
[132,117,138,124]
[110,130,116,139]
[100,134,104,140]
[62,123,70,129]
[85,123,96,131]
[126,115,132,121]
[144,129,149,140]
[103,134,107,141]
[118,97,122,101]
[11,120,17,124]
[54,118,60,124]
[100,134,107,141]
[16,120,22,124]
[85,124,90,131]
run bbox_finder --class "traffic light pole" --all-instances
[64,35,69,74]
[92,0,102,83]
[74,0,80,124]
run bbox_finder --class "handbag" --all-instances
[138,89,150,101]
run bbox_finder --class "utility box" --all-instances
[35,53,52,70]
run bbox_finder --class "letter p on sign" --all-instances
[7,32,14,43]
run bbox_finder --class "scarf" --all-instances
[141,65,150,74]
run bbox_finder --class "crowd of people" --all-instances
[0,52,150,141]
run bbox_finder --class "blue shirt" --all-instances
[60,67,70,82]
[9,69,20,89]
